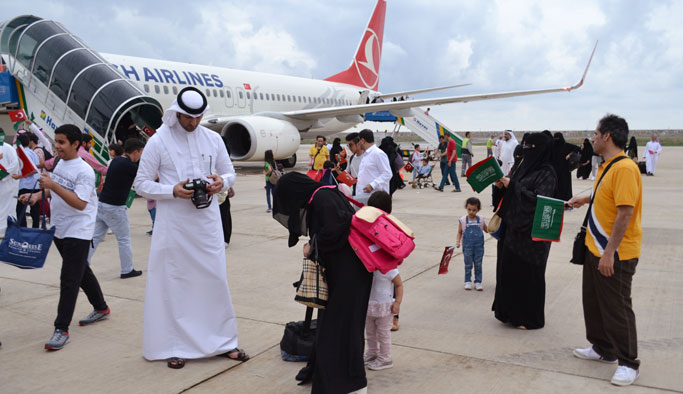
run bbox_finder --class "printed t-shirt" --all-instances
[50,157,98,240]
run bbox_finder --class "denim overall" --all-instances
[463,216,485,283]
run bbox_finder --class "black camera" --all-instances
[183,178,212,209]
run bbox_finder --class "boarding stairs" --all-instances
[0,15,162,163]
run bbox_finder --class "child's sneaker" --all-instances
[464,282,473,291]
[363,354,377,365]
[367,359,393,370]
[474,282,483,291]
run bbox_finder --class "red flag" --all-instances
[336,171,357,186]
[16,145,37,177]
[438,246,455,275]
[306,169,323,182]
[243,83,251,90]
[142,126,155,136]
[9,109,27,122]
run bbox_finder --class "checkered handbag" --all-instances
[294,235,328,309]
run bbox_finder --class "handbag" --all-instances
[0,189,56,269]
[294,235,328,309]
[487,213,502,233]
[571,156,626,265]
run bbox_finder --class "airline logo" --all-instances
[355,28,382,90]
[243,83,251,90]
[111,64,225,88]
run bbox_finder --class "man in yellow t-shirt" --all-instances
[309,135,329,170]
[568,114,642,387]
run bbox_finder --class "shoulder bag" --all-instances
[294,234,328,309]
[0,188,55,269]
[570,156,626,265]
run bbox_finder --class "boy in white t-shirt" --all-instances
[22,124,110,351]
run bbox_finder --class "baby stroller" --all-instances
[415,165,435,189]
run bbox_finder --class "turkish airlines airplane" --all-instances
[2,0,595,167]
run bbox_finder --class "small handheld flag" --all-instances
[531,195,566,242]
[9,109,27,123]
[439,246,455,275]
[465,156,504,193]
[0,163,9,180]
[336,171,357,186]
[16,145,38,177]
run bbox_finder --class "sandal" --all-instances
[167,357,186,369]
[218,348,250,362]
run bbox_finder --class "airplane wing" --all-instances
[283,41,597,122]
[376,83,472,99]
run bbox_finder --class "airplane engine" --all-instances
[221,116,300,165]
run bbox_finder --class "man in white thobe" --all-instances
[133,87,248,366]
[0,128,20,238]
[497,130,518,175]
[356,129,392,204]
[644,135,662,176]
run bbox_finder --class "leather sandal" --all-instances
[218,348,250,362]
[167,357,186,369]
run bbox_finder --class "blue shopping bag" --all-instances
[0,190,55,269]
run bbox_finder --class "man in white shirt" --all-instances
[644,135,662,176]
[356,129,392,204]
[0,128,19,238]
[345,132,364,195]
[497,130,518,175]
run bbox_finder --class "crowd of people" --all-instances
[0,92,655,390]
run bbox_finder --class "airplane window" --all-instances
[219,90,223,98]
[163,86,169,94]
[226,90,231,98]
[276,94,281,101]
[260,93,264,100]
[154,85,160,94]
[246,91,251,99]
[172,86,178,95]
[265,93,270,100]
[214,89,218,97]
[239,91,243,99]
[206,89,212,97]
[144,84,150,93]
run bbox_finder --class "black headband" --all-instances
[176,86,207,115]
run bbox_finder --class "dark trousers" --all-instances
[16,188,40,228]
[439,161,450,185]
[53,238,107,331]
[582,252,639,369]
[220,198,232,244]
[439,162,460,190]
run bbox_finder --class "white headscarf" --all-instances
[504,130,518,145]
[161,87,210,128]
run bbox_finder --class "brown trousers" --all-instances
[582,252,639,369]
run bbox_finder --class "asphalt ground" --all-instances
[1,145,681,394]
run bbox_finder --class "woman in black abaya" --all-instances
[551,132,578,201]
[273,173,372,394]
[576,138,594,180]
[492,132,557,329]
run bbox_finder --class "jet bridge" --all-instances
[0,15,162,162]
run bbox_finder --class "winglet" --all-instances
[565,40,598,91]
[324,0,386,90]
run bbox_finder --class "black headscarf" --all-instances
[512,132,553,181]
[625,136,638,158]
[272,172,324,247]
[330,137,343,163]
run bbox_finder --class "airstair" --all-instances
[0,15,163,163]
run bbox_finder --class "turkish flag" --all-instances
[438,246,455,275]
[9,109,27,122]
[243,83,251,90]
[16,145,38,177]
[336,171,357,186]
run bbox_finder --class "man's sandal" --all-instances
[167,357,186,369]
[218,348,250,362]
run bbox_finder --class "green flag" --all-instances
[465,156,504,193]
[125,189,137,208]
[531,195,565,242]
[0,163,8,180]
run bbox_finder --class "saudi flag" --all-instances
[531,195,565,242]
[465,156,504,193]
[0,163,8,180]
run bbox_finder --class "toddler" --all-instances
[456,197,487,291]
[364,268,403,370]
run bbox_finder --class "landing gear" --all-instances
[278,154,297,168]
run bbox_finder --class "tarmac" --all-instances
[1,144,681,394]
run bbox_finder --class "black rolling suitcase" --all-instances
[638,160,646,174]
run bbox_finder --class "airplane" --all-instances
[0,0,596,167]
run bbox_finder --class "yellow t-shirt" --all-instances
[309,145,329,170]
[585,152,642,260]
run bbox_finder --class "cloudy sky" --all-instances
[5,0,682,131]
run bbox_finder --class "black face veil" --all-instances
[272,172,325,247]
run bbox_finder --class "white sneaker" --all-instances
[590,176,595,181]
[573,346,617,363]
[367,359,393,371]
[474,282,483,291]
[611,365,639,386]
[464,282,473,291]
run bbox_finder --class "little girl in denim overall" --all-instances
[456,197,487,291]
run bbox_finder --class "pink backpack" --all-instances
[348,207,415,274]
